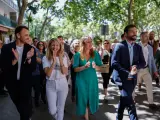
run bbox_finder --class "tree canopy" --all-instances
[17,0,160,41]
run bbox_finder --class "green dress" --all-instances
[73,51,102,115]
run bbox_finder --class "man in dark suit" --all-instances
[0,39,8,97]
[57,36,70,55]
[148,31,155,47]
[111,25,146,120]
[1,26,36,120]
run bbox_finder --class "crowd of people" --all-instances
[0,24,160,120]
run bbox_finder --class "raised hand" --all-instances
[130,65,137,75]
[53,51,57,62]
[92,61,96,68]
[59,51,65,61]
[85,61,90,68]
[27,48,34,59]
[12,48,19,60]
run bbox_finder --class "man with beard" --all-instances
[148,31,155,47]
[1,26,36,120]
[121,34,125,41]
[111,25,146,120]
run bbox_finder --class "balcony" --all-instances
[0,0,18,12]
[0,14,17,29]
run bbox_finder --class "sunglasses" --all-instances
[39,44,44,46]
[104,42,109,44]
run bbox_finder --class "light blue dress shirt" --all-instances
[126,40,134,66]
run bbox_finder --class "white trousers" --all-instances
[133,68,153,104]
[46,78,68,120]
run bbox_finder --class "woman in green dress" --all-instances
[73,37,102,120]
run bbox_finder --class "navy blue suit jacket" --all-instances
[111,40,146,88]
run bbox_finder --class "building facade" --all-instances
[0,0,18,43]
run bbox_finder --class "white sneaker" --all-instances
[104,95,114,100]
[104,96,108,100]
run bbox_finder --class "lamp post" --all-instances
[101,21,109,40]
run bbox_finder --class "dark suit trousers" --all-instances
[40,74,46,103]
[32,75,41,104]
[7,80,32,120]
[71,67,76,97]
[117,81,138,120]
[101,73,110,89]
[0,72,5,91]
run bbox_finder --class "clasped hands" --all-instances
[84,61,96,69]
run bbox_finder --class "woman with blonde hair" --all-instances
[73,36,102,120]
[42,38,68,120]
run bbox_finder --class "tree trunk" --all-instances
[28,12,32,29]
[128,0,133,24]
[38,7,51,40]
[18,0,28,25]
[38,16,48,40]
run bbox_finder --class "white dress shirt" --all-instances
[141,42,148,66]
[16,46,24,80]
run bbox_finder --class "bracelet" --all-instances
[60,64,64,67]
[51,65,54,69]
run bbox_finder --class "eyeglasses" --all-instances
[104,42,109,44]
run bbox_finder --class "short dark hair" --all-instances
[149,31,155,34]
[57,36,63,39]
[124,24,137,33]
[121,34,125,38]
[33,37,38,42]
[140,32,148,36]
[15,25,29,38]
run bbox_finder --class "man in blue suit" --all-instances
[111,25,146,120]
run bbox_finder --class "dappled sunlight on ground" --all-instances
[0,72,160,120]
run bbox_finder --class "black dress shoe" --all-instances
[71,96,75,102]
[35,102,40,108]
[138,84,142,91]
[2,89,8,93]
[0,91,8,97]
[149,104,159,110]
[42,99,46,104]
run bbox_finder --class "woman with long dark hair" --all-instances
[99,40,112,101]
[36,41,46,103]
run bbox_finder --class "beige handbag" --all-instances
[96,63,109,73]
[96,50,110,73]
